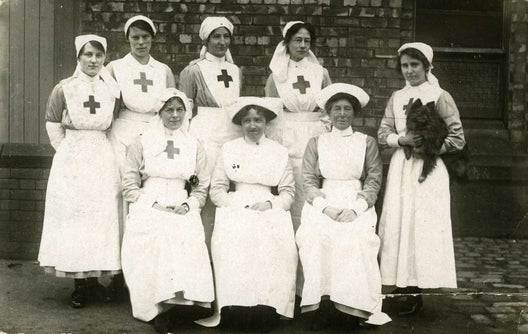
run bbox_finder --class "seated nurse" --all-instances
[197,97,297,332]
[120,88,214,333]
[296,83,391,330]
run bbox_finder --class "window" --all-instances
[415,0,506,120]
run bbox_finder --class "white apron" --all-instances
[197,138,297,327]
[268,58,328,231]
[121,130,214,322]
[296,132,389,325]
[188,56,242,174]
[38,77,121,276]
[109,53,170,174]
[379,83,457,289]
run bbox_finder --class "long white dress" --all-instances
[296,128,390,325]
[121,119,214,322]
[197,136,297,327]
[265,58,332,231]
[38,71,121,278]
[378,81,465,289]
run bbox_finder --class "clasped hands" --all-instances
[244,201,272,211]
[152,202,189,215]
[323,206,358,223]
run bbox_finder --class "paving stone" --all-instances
[493,283,525,289]
[486,306,517,314]
[519,324,528,333]
[491,313,519,323]
[471,314,494,325]
[493,302,528,307]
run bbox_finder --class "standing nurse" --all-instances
[265,21,332,231]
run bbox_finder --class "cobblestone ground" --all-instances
[1,237,528,333]
[447,237,528,333]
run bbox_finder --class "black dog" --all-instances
[404,99,448,183]
[404,99,470,183]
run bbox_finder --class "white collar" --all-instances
[125,52,155,67]
[205,52,227,65]
[288,56,309,69]
[77,70,100,83]
[243,134,266,146]
[331,126,353,137]
[164,127,184,138]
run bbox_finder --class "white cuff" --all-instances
[351,198,369,215]
[46,122,65,150]
[386,133,402,147]
[313,196,329,212]
[185,197,200,211]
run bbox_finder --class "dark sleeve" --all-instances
[45,83,66,123]
[358,136,383,207]
[437,90,465,153]
[264,74,279,97]
[302,137,324,204]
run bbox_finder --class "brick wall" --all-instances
[0,167,49,260]
[508,0,528,152]
[81,0,412,127]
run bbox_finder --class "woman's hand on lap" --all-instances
[323,206,342,221]
[336,209,357,223]
[249,201,272,211]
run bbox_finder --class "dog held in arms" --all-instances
[404,98,470,183]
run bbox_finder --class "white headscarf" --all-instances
[153,88,192,133]
[398,42,439,87]
[124,15,157,37]
[199,16,234,63]
[73,34,120,99]
[269,21,320,83]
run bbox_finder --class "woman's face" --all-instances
[400,54,427,86]
[78,42,105,77]
[128,26,152,60]
[160,98,186,131]
[241,108,266,142]
[206,27,231,58]
[328,98,354,131]
[287,28,311,62]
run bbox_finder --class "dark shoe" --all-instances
[255,305,279,333]
[71,280,87,309]
[310,301,334,331]
[153,311,174,334]
[106,273,127,302]
[87,278,110,302]
[397,294,423,316]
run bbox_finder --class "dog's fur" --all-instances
[404,99,448,183]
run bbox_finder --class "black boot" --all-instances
[71,279,87,308]
[153,310,174,334]
[87,277,109,302]
[255,305,279,333]
[106,273,127,302]
[310,300,334,331]
[397,287,423,316]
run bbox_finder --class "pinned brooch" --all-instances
[189,175,199,187]
[232,163,240,172]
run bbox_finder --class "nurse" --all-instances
[296,83,390,329]
[38,34,121,308]
[265,21,332,231]
[198,97,297,332]
[121,88,214,333]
